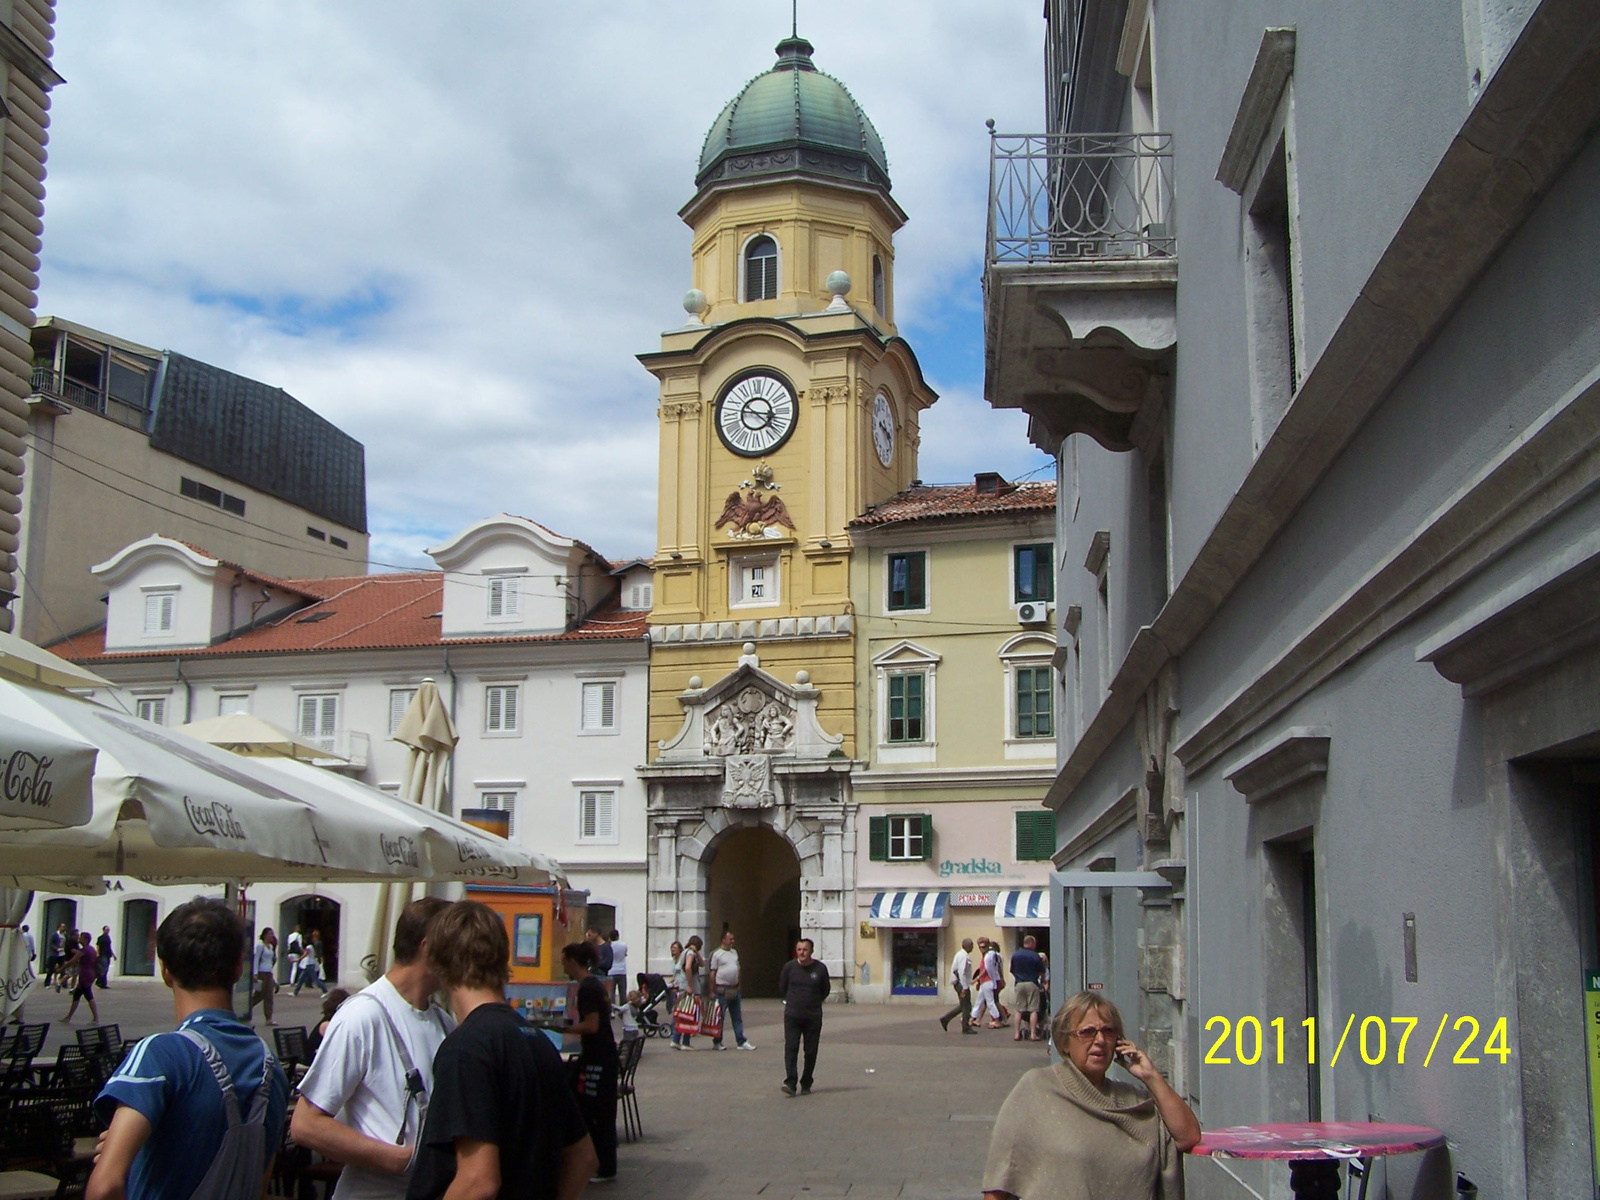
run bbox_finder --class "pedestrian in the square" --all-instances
[249,928,278,1026]
[47,922,66,990]
[296,928,330,996]
[777,938,829,1096]
[981,992,1198,1200]
[87,897,289,1200]
[285,925,305,992]
[562,940,619,1184]
[606,929,628,1000]
[976,938,1006,1029]
[96,926,115,988]
[292,897,454,1200]
[405,900,596,1200]
[1009,935,1046,1042]
[940,938,977,1034]
[64,930,101,1024]
[671,935,703,1049]
[707,930,755,1051]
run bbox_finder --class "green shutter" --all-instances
[917,813,934,860]
[1015,810,1034,861]
[869,815,888,861]
[1016,811,1055,861]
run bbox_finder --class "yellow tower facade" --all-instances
[641,35,937,758]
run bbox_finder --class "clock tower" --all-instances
[640,33,937,757]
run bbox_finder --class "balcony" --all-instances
[30,364,150,430]
[305,729,371,773]
[983,131,1177,457]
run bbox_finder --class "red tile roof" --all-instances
[849,480,1056,528]
[50,572,650,663]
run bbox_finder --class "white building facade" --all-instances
[39,516,652,988]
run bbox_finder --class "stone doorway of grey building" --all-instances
[277,895,341,986]
[1048,870,1172,1049]
[704,825,801,998]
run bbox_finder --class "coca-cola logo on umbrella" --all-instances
[1,749,56,809]
[183,796,247,840]
[381,833,419,868]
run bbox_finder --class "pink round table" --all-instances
[1191,1122,1445,1200]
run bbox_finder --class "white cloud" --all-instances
[39,0,1052,568]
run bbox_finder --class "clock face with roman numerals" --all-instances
[715,370,797,457]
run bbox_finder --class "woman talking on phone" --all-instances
[982,992,1199,1199]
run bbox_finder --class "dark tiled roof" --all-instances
[849,481,1056,528]
[51,574,649,663]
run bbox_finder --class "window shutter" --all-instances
[487,687,502,730]
[643,584,652,607]
[389,688,415,735]
[583,682,616,730]
[503,578,520,616]
[1015,811,1033,861]
[917,813,934,861]
[597,791,616,840]
[319,696,337,738]
[298,694,318,738]
[487,578,503,618]
[869,815,887,861]
[600,683,615,728]
[503,687,517,731]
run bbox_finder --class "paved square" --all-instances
[15,983,1049,1198]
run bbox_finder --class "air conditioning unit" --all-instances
[1017,602,1050,626]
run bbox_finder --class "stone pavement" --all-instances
[15,983,1050,1198]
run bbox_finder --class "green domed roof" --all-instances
[695,36,890,193]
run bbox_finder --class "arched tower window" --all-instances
[872,254,886,315]
[744,235,779,301]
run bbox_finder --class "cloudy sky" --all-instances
[38,1,1053,568]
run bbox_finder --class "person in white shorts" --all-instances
[291,897,455,1199]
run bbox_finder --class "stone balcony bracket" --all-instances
[1223,726,1332,805]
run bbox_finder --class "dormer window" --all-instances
[627,582,652,610]
[872,254,886,314]
[744,235,778,301]
[143,590,176,636]
[486,575,520,621]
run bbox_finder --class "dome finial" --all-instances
[792,0,798,38]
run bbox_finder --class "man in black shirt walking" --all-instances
[407,901,596,1200]
[776,938,830,1096]
[562,941,619,1184]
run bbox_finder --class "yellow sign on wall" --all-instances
[1586,970,1600,1183]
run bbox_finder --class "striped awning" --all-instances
[868,890,950,928]
[993,888,1050,926]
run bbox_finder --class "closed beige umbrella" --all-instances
[363,679,459,979]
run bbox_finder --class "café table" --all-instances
[1190,1121,1446,1200]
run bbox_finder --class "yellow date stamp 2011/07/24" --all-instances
[1202,1014,1513,1067]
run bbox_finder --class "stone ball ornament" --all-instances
[683,288,708,320]
[688,676,703,690]
[795,670,810,685]
[825,270,851,297]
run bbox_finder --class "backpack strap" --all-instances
[177,1027,242,1130]
[178,1025,279,1129]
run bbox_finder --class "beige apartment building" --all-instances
[17,316,368,642]
[0,0,61,632]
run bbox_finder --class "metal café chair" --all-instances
[618,1034,646,1143]
[271,1026,310,1086]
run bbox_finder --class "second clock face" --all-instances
[716,371,798,457]
[872,391,896,467]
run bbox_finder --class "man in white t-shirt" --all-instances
[706,930,755,1051]
[291,898,455,1199]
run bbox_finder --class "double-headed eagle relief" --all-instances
[717,462,796,540]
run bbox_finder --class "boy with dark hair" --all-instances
[88,898,289,1200]
[561,941,618,1184]
[407,901,596,1200]
[293,897,455,1200]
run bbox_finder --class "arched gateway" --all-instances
[639,648,855,991]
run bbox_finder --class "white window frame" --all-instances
[886,813,927,862]
[484,571,524,622]
[730,553,781,609]
[476,789,520,838]
[135,697,167,725]
[575,784,620,845]
[142,589,177,637]
[217,693,251,717]
[625,580,653,610]
[871,641,939,764]
[882,547,931,615]
[297,693,340,751]
[739,231,781,302]
[580,680,618,735]
[484,684,521,736]
[999,633,1058,760]
[388,687,419,735]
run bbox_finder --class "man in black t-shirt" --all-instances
[563,941,619,1182]
[407,902,595,1200]
[777,938,831,1096]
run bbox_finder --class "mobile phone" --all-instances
[1115,1051,1132,1067]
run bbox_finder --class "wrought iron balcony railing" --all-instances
[987,131,1174,265]
[31,364,150,429]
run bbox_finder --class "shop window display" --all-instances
[892,928,940,995]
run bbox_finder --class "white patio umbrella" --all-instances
[364,679,459,979]
[0,676,516,885]
[178,713,332,763]
[1,886,35,1023]
[0,627,113,690]
[0,709,97,830]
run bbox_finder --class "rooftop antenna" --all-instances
[792,0,798,37]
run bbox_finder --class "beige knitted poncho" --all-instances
[981,1060,1184,1200]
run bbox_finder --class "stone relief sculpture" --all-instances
[705,685,795,755]
[723,753,776,808]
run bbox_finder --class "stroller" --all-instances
[633,972,674,1038]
